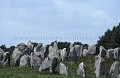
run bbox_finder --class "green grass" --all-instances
[0,56,114,78]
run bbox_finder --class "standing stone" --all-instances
[51,58,58,74]
[3,52,10,67]
[12,48,23,66]
[30,53,41,70]
[34,43,46,58]
[74,45,81,56]
[20,54,30,66]
[48,46,56,59]
[117,74,120,78]
[53,42,58,51]
[83,48,88,56]
[94,56,105,78]
[39,57,52,71]
[113,47,120,60]
[88,44,96,55]
[59,62,68,75]
[0,48,5,61]
[98,46,106,57]
[61,48,67,61]
[77,62,86,77]
[106,49,114,59]
[69,47,77,63]
[109,61,120,78]
[27,40,34,51]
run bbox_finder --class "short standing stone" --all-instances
[69,47,77,63]
[30,53,41,70]
[88,44,96,55]
[59,62,68,75]
[39,57,52,71]
[20,54,30,66]
[3,52,10,67]
[77,62,86,77]
[83,48,88,56]
[61,48,67,61]
[74,45,81,56]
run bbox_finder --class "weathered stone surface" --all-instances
[34,43,46,58]
[53,42,58,51]
[3,52,10,67]
[69,47,77,63]
[48,45,60,60]
[17,43,31,55]
[109,61,120,78]
[12,48,23,66]
[27,40,34,50]
[77,62,86,77]
[20,54,30,66]
[106,49,114,59]
[106,47,120,60]
[83,48,88,56]
[61,48,67,61]
[59,62,68,75]
[88,44,96,55]
[113,47,120,60]
[48,46,56,59]
[0,48,4,61]
[117,74,120,78]
[39,57,52,71]
[30,53,41,70]
[94,56,105,78]
[98,46,106,57]
[51,58,58,74]
[74,45,81,56]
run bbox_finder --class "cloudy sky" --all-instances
[0,0,120,47]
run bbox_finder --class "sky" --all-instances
[0,0,120,47]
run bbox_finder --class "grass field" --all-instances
[0,56,114,78]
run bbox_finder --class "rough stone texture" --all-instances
[48,44,60,60]
[113,47,120,60]
[20,54,30,66]
[69,47,77,63]
[59,62,68,75]
[94,56,105,78]
[53,42,58,51]
[27,40,34,51]
[30,53,41,70]
[17,43,31,55]
[48,46,56,59]
[98,46,107,57]
[109,61,120,78]
[117,74,120,78]
[34,43,46,58]
[51,58,58,74]
[12,48,23,66]
[106,47,120,60]
[83,48,88,56]
[74,45,81,56]
[88,44,96,55]
[77,62,86,77]
[106,49,114,59]
[61,48,67,61]
[39,57,52,71]
[0,48,4,61]
[3,52,10,67]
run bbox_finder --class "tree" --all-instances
[97,23,120,49]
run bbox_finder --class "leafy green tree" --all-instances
[97,23,120,49]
